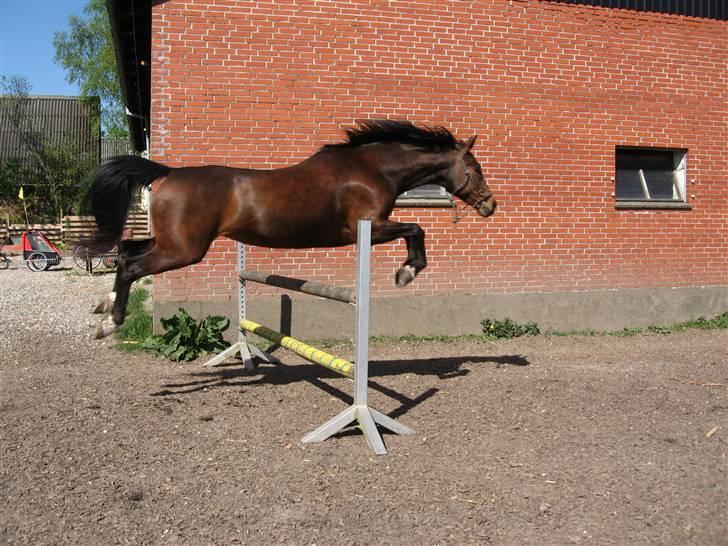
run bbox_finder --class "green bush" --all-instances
[714,312,728,328]
[481,318,540,339]
[115,287,153,348]
[648,312,728,334]
[141,308,230,362]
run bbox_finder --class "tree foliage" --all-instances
[0,76,97,223]
[0,159,24,223]
[53,0,127,137]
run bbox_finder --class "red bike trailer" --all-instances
[22,230,63,272]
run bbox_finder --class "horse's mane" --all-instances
[323,119,460,151]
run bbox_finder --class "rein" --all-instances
[450,171,471,224]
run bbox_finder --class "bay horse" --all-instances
[85,120,497,338]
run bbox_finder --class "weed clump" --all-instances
[141,308,230,362]
[481,318,540,340]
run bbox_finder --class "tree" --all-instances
[0,75,98,222]
[0,159,24,224]
[53,0,128,137]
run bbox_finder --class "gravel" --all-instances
[0,259,116,353]
[2,256,727,545]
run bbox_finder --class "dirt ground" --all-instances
[1,269,727,545]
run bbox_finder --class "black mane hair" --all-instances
[323,119,461,151]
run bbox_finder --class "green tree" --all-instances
[53,0,127,137]
[35,141,98,220]
[1,75,98,222]
[0,159,25,224]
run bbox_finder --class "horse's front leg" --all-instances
[370,220,427,287]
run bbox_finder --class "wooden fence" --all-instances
[0,212,148,247]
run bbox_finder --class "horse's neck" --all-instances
[375,146,455,194]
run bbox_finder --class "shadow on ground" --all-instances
[151,354,529,420]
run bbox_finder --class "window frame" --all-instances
[396,184,454,207]
[614,146,691,210]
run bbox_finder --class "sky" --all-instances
[0,0,86,96]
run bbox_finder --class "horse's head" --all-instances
[448,136,497,218]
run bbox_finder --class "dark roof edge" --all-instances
[550,0,727,21]
[106,0,149,152]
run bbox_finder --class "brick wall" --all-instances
[150,0,727,312]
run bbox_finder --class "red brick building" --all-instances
[109,0,727,336]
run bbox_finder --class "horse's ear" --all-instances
[459,135,477,154]
[465,135,477,151]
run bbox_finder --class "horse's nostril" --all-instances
[479,196,497,217]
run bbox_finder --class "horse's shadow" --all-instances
[151,354,529,420]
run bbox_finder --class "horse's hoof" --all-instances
[95,315,117,339]
[396,265,416,288]
[93,292,116,314]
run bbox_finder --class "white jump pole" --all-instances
[300,220,414,455]
[202,242,277,370]
[203,220,414,454]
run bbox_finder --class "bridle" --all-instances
[451,164,491,207]
[451,170,472,197]
[449,169,471,224]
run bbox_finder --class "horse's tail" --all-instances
[83,155,172,252]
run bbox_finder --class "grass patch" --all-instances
[372,333,485,345]
[114,303,728,356]
[127,285,149,315]
[248,333,485,352]
[481,318,540,340]
[608,327,645,337]
[324,312,728,347]
[646,312,728,334]
[114,287,153,352]
[548,312,728,337]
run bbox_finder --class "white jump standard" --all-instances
[205,220,414,455]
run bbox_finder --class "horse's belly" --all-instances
[226,221,354,249]
[224,178,359,248]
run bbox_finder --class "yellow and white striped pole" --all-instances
[240,319,354,379]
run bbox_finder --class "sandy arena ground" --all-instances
[1,264,726,545]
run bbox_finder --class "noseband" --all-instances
[451,167,491,210]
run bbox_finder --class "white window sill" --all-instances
[615,200,692,210]
[395,198,454,207]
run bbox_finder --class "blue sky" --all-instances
[0,0,85,96]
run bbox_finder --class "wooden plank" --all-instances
[239,270,356,304]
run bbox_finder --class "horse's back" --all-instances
[151,153,392,249]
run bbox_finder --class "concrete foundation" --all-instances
[154,285,728,341]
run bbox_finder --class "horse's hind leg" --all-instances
[95,239,153,337]
[93,292,115,314]
[95,239,208,339]
[370,220,427,287]
[93,239,150,314]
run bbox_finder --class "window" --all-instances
[615,147,689,209]
[397,184,451,206]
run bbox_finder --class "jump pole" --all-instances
[204,220,414,454]
[202,242,275,370]
[300,219,414,454]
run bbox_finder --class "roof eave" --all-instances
[106,0,151,152]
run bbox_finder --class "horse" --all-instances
[84,120,497,338]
